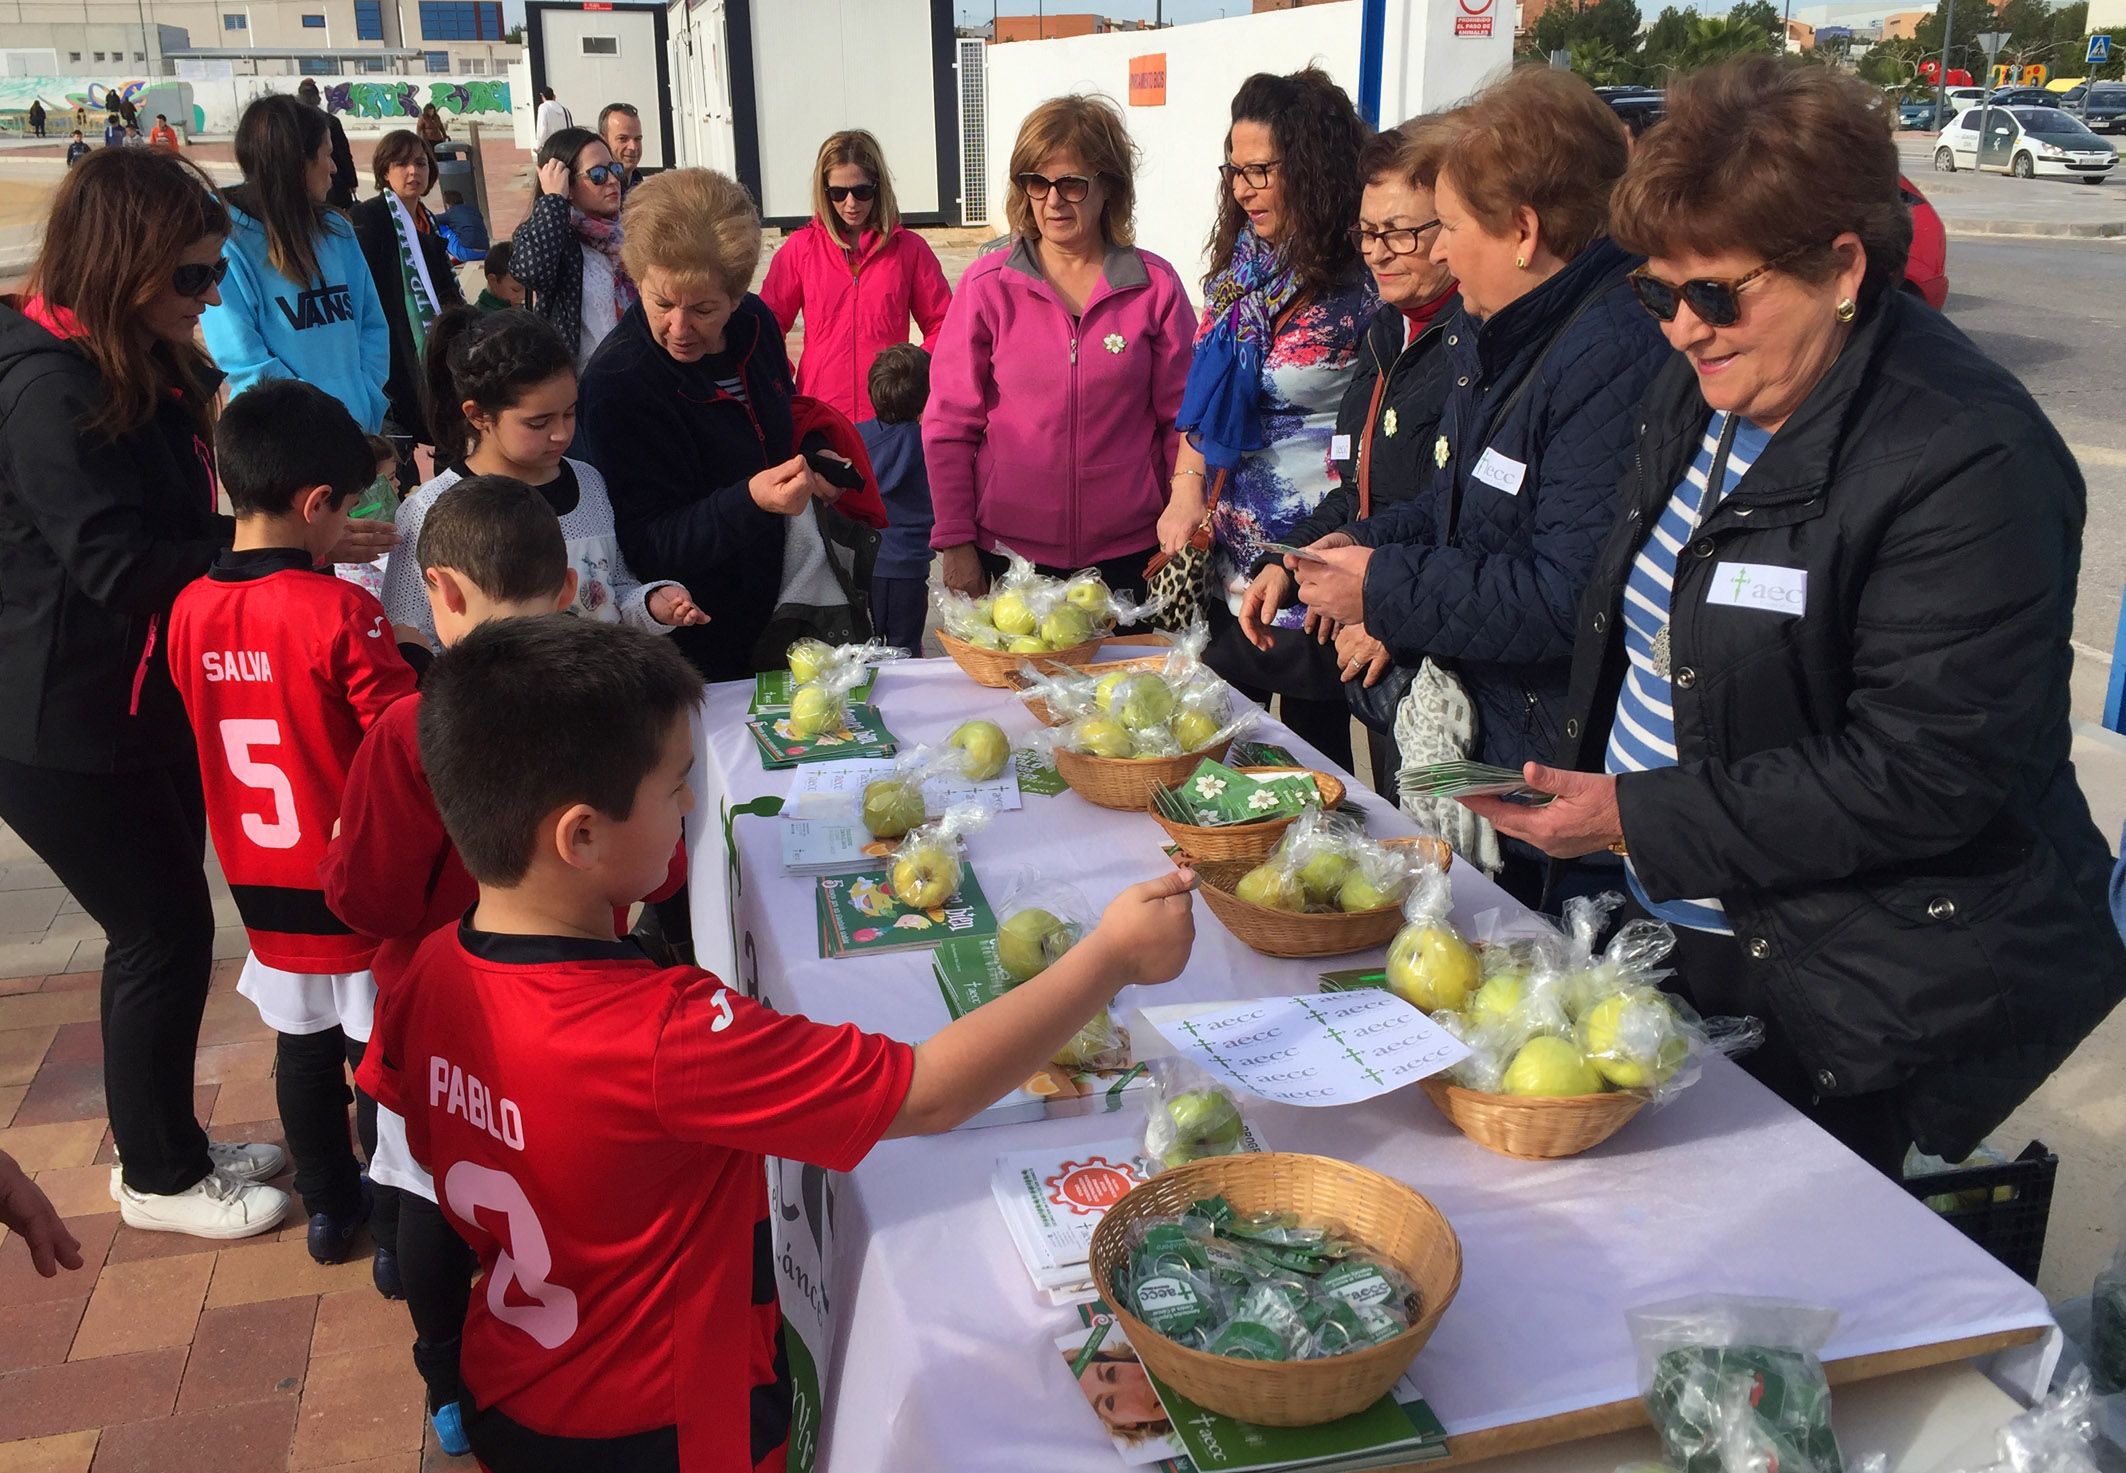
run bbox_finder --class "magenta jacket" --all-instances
[759,219,953,423]
[924,238,1193,568]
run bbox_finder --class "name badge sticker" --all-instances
[1470,448,1527,497]
[1707,562,1807,617]
[1330,433,1353,461]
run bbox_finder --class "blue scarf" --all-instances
[1175,230,1301,472]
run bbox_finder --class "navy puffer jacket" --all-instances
[1348,236,1667,774]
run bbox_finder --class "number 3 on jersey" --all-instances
[444,1161,581,1350]
[217,718,300,849]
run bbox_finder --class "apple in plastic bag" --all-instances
[860,778,926,839]
[1166,1088,1245,1156]
[997,907,1073,983]
[991,592,1037,636]
[1116,675,1176,732]
[1040,604,1094,650]
[1095,670,1133,712]
[1577,989,1687,1089]
[949,719,1011,781]
[787,639,834,684]
[1066,577,1111,615]
[1501,1036,1602,1097]
[890,842,958,909]
[1077,718,1134,759]
[1234,864,1305,911]
[1172,708,1220,752]
[1297,850,1353,906]
[787,685,839,739]
[1385,923,1479,1011]
[1336,871,1393,913]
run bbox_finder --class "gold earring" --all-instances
[1835,297,1857,323]
[1515,254,1528,270]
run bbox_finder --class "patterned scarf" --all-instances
[1175,228,1302,471]
[385,192,442,350]
[570,206,639,320]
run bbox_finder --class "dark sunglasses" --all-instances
[1219,159,1282,189]
[172,257,230,298]
[1017,172,1093,203]
[578,162,624,186]
[1347,221,1440,257]
[825,182,877,204]
[1628,244,1812,328]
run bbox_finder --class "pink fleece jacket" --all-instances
[923,238,1193,569]
[759,219,953,423]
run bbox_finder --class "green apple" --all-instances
[966,626,1008,650]
[1335,871,1392,913]
[1234,864,1305,911]
[1065,577,1111,615]
[1094,670,1133,712]
[860,777,926,839]
[997,907,1074,982]
[1385,924,1480,1012]
[1077,718,1134,758]
[1040,604,1094,650]
[787,638,834,685]
[1296,850,1354,906]
[1053,1010,1114,1068]
[1167,1088,1244,1148]
[991,592,1037,636]
[948,719,1011,780]
[1576,990,1686,1090]
[1501,1036,1602,1097]
[787,685,839,739]
[969,595,996,627]
[890,842,958,909]
[1467,972,1527,1025]
[1007,635,1049,655]
[1115,674,1176,732]
[1171,709,1221,752]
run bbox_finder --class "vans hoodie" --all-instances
[202,186,391,431]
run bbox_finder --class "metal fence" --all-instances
[956,35,986,228]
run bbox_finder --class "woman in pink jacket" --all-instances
[925,96,1194,601]
[760,130,952,423]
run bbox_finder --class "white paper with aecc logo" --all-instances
[1137,991,1470,1107]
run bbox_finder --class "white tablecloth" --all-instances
[687,658,2058,1472]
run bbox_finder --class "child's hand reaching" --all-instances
[0,1150,82,1278]
[1087,869,1199,988]
[647,585,709,627]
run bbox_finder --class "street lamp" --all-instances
[1932,0,1954,120]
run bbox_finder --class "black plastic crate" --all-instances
[1902,1140,2057,1285]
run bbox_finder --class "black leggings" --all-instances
[401,1191,478,1410]
[0,755,215,1196]
[276,1029,396,1242]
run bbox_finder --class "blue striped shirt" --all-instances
[1605,412,1771,934]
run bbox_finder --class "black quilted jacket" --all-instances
[1350,236,1667,774]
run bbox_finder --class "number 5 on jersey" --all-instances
[217,718,300,849]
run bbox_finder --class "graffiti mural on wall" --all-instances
[324,80,512,120]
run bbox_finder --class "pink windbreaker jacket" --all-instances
[759,219,953,423]
[923,238,1193,569]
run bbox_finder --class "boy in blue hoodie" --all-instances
[857,343,933,658]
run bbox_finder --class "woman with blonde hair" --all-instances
[926,94,1193,604]
[760,128,953,422]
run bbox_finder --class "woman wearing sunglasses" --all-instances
[513,126,636,364]
[1460,58,2125,1176]
[926,95,1193,607]
[0,148,383,1240]
[1290,68,1665,898]
[760,130,953,423]
[203,94,393,437]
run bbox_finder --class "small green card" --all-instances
[749,667,878,715]
[817,864,996,957]
[1014,748,1067,796]
[1167,758,1321,827]
[1229,740,1300,768]
[747,703,897,769]
[1319,968,1392,993]
[933,934,1014,1017]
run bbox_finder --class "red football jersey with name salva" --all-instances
[369,925,913,1470]
[167,549,417,972]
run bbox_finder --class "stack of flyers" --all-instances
[1396,760,1553,804]
[1056,1314,1450,1471]
[748,666,878,715]
[933,936,1154,1130]
[778,817,894,877]
[815,866,996,958]
[1317,968,1392,995]
[1154,759,1323,829]
[992,1138,1150,1306]
[1227,740,1300,769]
[746,703,897,769]
[1015,747,1069,796]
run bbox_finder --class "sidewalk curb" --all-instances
[1943,216,2126,239]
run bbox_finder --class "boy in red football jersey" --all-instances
[166,380,419,1261]
[322,475,577,1456]
[369,617,1197,1472]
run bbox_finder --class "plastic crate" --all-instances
[1902,1140,2057,1285]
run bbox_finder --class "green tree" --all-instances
[1674,12,1775,68]
[1568,36,1630,82]
[1642,3,1695,58]
[1859,36,1928,89]
[1914,0,1986,80]
[1728,0,1784,47]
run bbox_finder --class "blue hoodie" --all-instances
[202,190,391,433]
[857,416,932,580]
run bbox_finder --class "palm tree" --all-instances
[1569,37,1629,84]
[1668,14,1774,72]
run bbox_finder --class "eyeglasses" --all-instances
[579,163,623,186]
[1347,221,1440,257]
[171,257,230,298]
[825,182,877,204]
[1016,172,1093,203]
[1628,245,1813,328]
[1219,159,1282,189]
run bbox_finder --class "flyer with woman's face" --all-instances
[1058,1318,1183,1467]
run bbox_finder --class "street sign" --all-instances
[2090,34,2113,65]
[1977,30,2010,61]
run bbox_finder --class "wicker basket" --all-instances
[935,626,1111,689]
[1419,1076,1646,1160]
[1055,740,1233,811]
[1148,768,1351,863]
[1191,837,1453,959]
[1088,1153,1462,1427]
[1007,654,1171,726]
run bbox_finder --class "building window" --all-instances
[299,56,335,74]
[464,58,484,74]
[424,50,450,72]
[356,55,388,72]
[354,0,383,38]
[417,1,503,41]
[223,12,247,29]
[68,51,81,62]
[302,12,325,25]
[133,51,144,60]
[581,34,617,55]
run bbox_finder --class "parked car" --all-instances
[1899,175,1949,309]
[2065,81,2126,133]
[1942,86,1989,116]
[1594,85,1665,136]
[1985,87,2062,108]
[1934,106,2118,182]
[1900,98,1944,129]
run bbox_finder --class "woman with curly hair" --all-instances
[1162,67,1376,770]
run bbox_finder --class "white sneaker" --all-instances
[117,1170,290,1240]
[110,1140,286,1200]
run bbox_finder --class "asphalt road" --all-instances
[1937,234,2126,696]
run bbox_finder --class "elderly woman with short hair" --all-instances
[1461,57,2126,1174]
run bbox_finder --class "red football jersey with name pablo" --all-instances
[369,926,913,1470]
[167,548,417,972]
